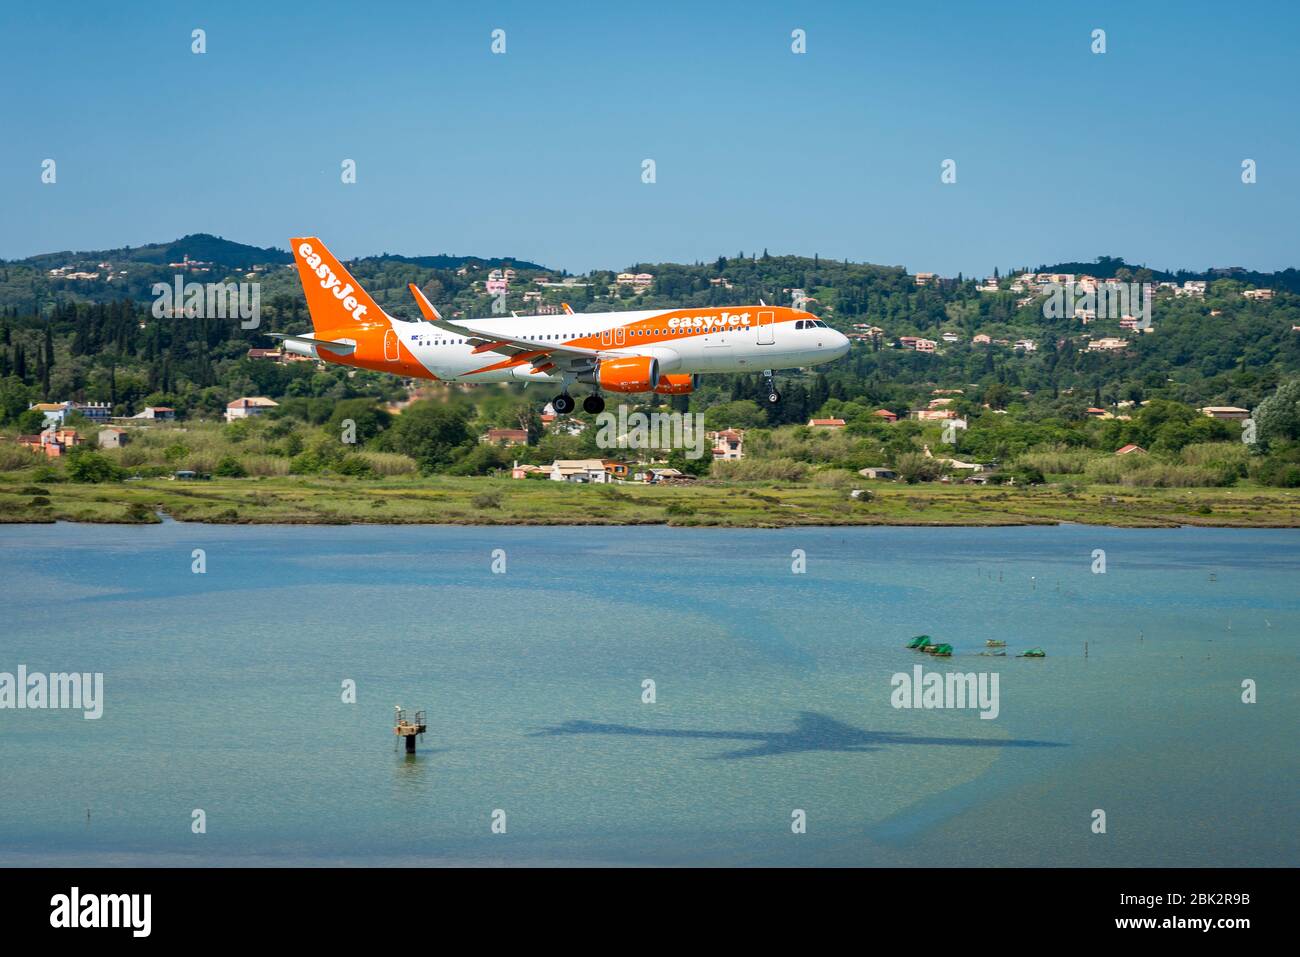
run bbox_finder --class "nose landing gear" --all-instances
[762,369,781,405]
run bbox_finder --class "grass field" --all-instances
[2,473,1299,528]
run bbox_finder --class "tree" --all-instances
[327,398,391,444]
[15,408,46,434]
[0,376,33,424]
[983,383,1011,410]
[66,450,123,483]
[214,455,247,478]
[1255,378,1300,445]
[392,401,473,472]
[702,399,767,431]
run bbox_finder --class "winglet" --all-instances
[407,283,443,322]
[561,302,574,315]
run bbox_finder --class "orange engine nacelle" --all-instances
[653,374,698,395]
[596,356,660,393]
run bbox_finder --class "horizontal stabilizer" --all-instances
[267,333,357,356]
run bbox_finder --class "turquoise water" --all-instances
[0,521,1296,867]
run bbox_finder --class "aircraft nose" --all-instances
[830,331,850,359]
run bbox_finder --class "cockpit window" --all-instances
[796,320,805,329]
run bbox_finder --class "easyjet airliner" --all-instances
[275,237,850,414]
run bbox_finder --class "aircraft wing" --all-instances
[407,283,600,374]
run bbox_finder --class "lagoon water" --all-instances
[1,521,1296,867]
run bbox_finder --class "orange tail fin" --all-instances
[289,237,388,335]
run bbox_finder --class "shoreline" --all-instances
[3,475,1299,530]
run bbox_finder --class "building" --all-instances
[29,401,69,426]
[1087,338,1128,351]
[30,427,81,457]
[225,397,278,422]
[639,467,692,484]
[898,336,937,352]
[1014,339,1037,352]
[603,460,632,481]
[807,418,846,429]
[549,459,610,483]
[1242,289,1274,301]
[911,409,956,421]
[859,467,898,480]
[1176,281,1207,298]
[1200,406,1251,421]
[913,273,937,286]
[1115,444,1147,456]
[708,428,745,460]
[972,333,992,345]
[110,406,174,425]
[510,462,548,480]
[245,347,309,364]
[872,409,898,423]
[97,427,129,449]
[481,428,529,446]
[72,401,112,423]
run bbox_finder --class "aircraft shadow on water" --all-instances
[531,711,1067,760]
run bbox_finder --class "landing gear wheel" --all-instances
[767,390,781,405]
[582,394,606,415]
[552,393,575,415]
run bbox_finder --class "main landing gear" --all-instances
[551,393,605,415]
[762,369,781,405]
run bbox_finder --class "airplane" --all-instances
[274,237,850,415]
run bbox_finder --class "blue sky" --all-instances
[2,0,1297,275]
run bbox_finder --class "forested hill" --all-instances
[0,234,548,313]
[1032,255,1300,292]
[0,241,1297,430]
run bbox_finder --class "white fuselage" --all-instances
[393,308,850,383]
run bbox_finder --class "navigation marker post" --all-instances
[393,705,427,755]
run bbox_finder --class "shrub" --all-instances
[214,455,247,478]
[356,452,418,476]
[66,451,123,484]
[809,468,860,488]
[1087,459,1234,487]
[471,489,503,509]
[1016,448,1098,475]
[241,455,291,477]
[335,455,375,478]
[0,444,41,471]
[711,457,808,482]
[893,452,942,484]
